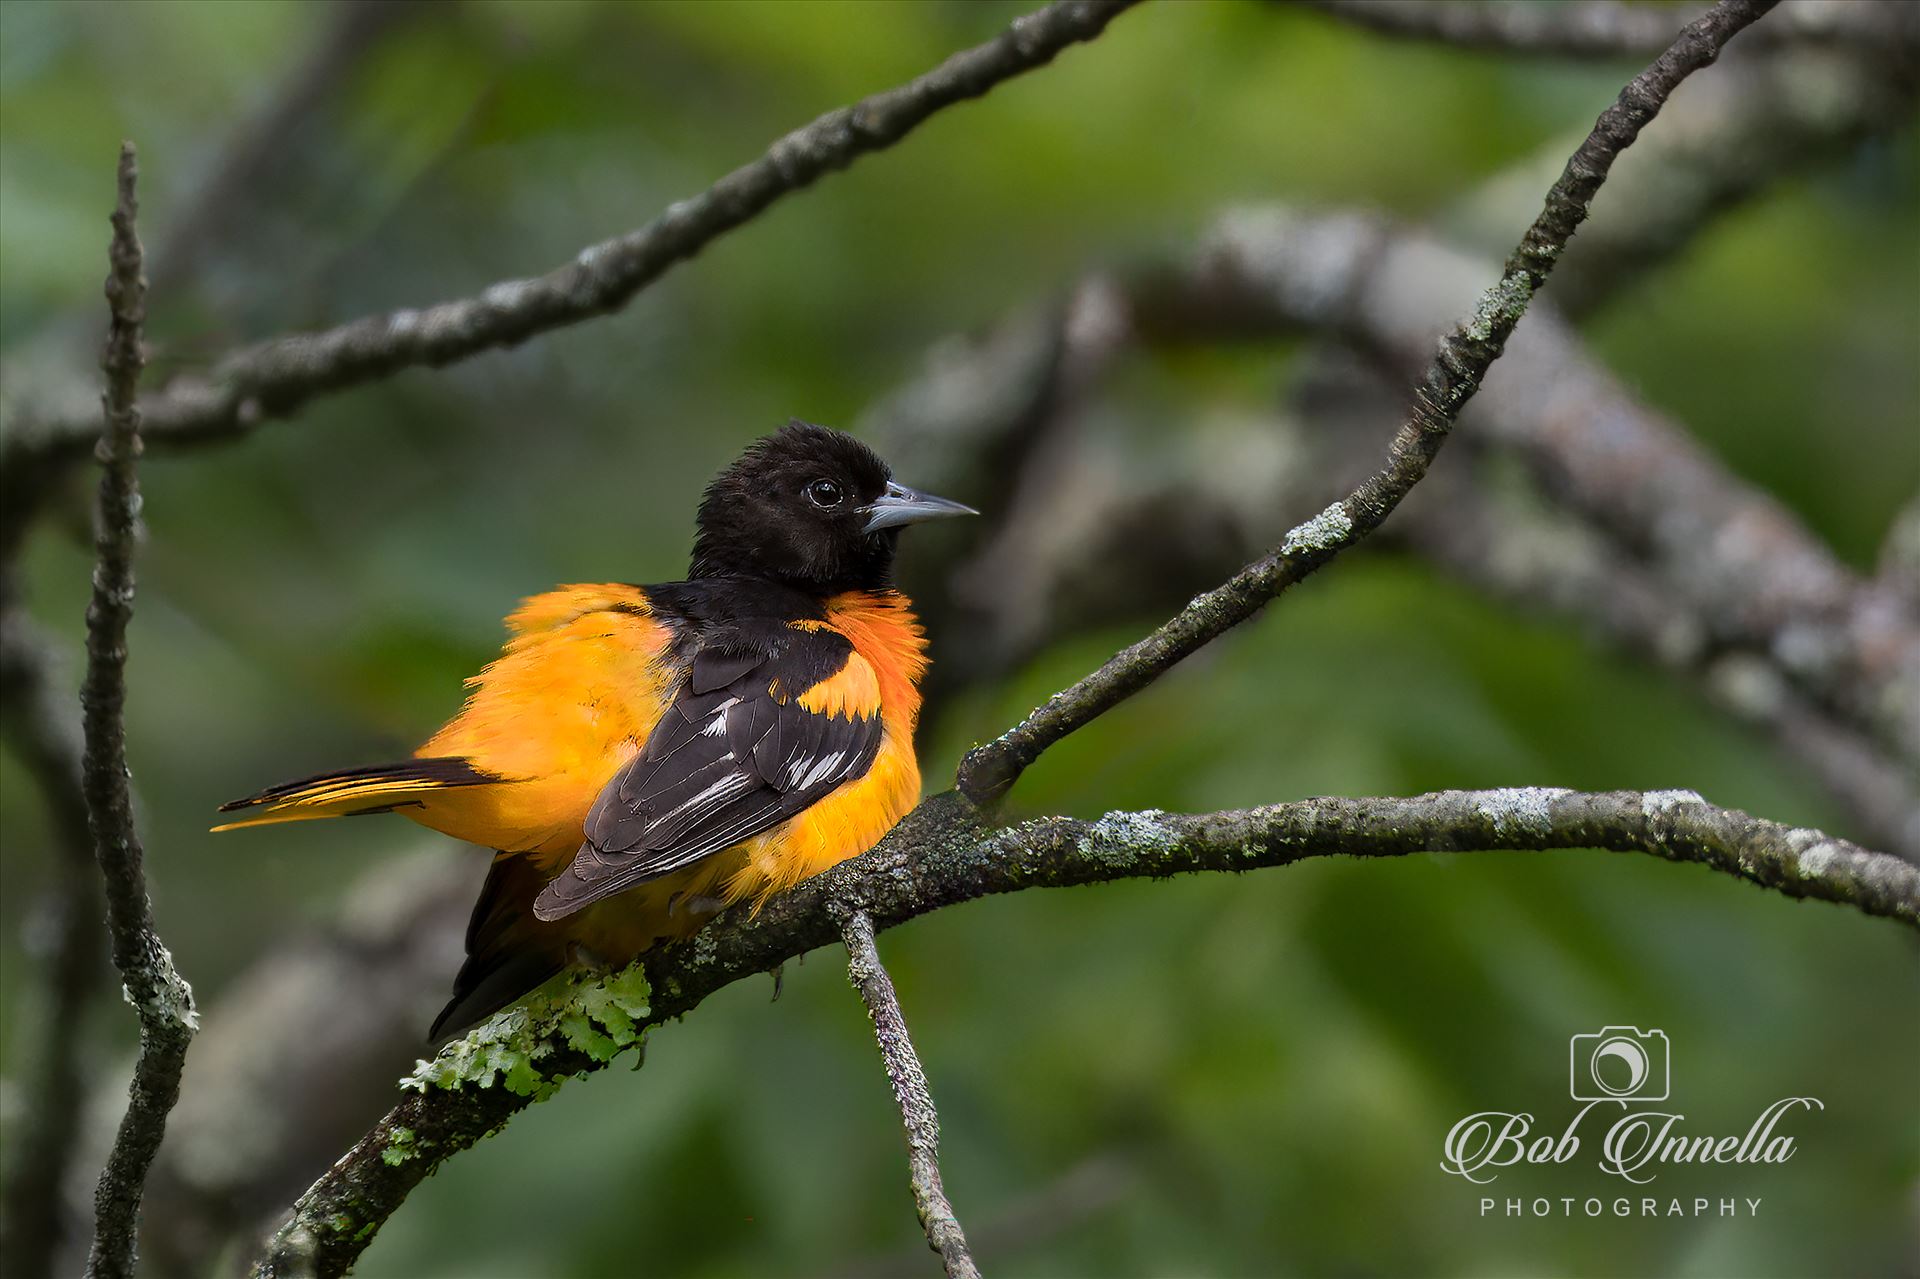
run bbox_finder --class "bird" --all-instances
[215,421,975,1037]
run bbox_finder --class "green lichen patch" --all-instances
[381,1125,419,1167]
[1461,270,1534,344]
[399,964,654,1101]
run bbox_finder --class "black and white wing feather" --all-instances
[531,631,882,921]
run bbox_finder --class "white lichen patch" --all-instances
[1795,841,1842,879]
[1475,788,1569,839]
[1640,790,1705,821]
[1281,503,1353,558]
[1079,809,1171,866]
[1781,825,1843,875]
[121,942,199,1031]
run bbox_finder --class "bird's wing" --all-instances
[531,626,883,921]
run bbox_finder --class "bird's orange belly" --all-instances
[733,724,921,899]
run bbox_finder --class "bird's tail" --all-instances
[430,852,568,1039]
[213,757,499,831]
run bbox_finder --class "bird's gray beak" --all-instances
[860,481,978,533]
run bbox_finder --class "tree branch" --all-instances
[835,908,979,1279]
[956,0,1780,804]
[80,143,198,1279]
[0,0,1137,468]
[249,784,1915,1278]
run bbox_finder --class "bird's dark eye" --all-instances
[805,479,844,510]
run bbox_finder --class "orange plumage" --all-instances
[217,424,971,1034]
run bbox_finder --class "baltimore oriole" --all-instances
[216,422,975,1036]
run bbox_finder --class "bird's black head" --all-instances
[689,421,976,595]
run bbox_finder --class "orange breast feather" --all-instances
[734,592,929,898]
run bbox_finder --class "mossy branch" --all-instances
[251,786,1913,1277]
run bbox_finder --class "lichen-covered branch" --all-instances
[250,785,1915,1278]
[79,143,198,1279]
[835,908,979,1279]
[0,604,107,1279]
[956,0,1779,804]
[0,0,1136,470]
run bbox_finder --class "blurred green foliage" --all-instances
[2,2,1915,1277]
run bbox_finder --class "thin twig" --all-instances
[80,142,198,1279]
[835,908,980,1279]
[1,0,1138,466]
[0,604,106,1279]
[250,784,1915,1278]
[956,0,1779,804]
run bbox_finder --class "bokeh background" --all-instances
[2,2,1916,1277]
